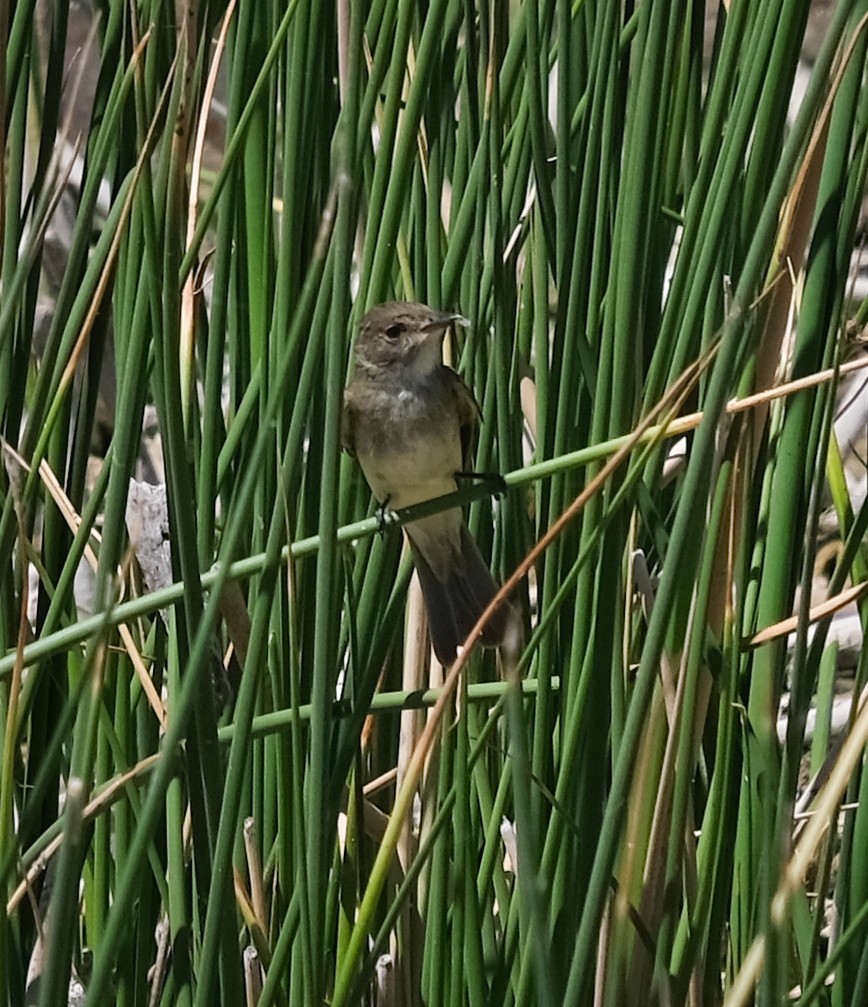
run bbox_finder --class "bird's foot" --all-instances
[455,471,508,496]
[376,496,392,536]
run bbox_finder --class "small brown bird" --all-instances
[342,301,513,665]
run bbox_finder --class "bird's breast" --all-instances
[352,380,463,508]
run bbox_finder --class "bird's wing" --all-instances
[341,389,357,457]
[448,368,482,470]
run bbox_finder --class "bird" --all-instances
[342,300,514,665]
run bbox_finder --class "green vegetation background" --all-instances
[1,1,868,1005]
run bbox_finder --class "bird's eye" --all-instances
[384,323,404,341]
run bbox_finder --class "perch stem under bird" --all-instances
[342,300,515,665]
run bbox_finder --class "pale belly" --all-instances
[359,425,462,509]
[348,366,469,514]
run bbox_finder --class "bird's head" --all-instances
[353,301,468,378]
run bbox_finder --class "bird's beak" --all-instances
[421,310,470,333]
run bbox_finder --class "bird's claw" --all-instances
[376,496,392,536]
[455,471,508,497]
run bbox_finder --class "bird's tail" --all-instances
[407,517,515,666]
